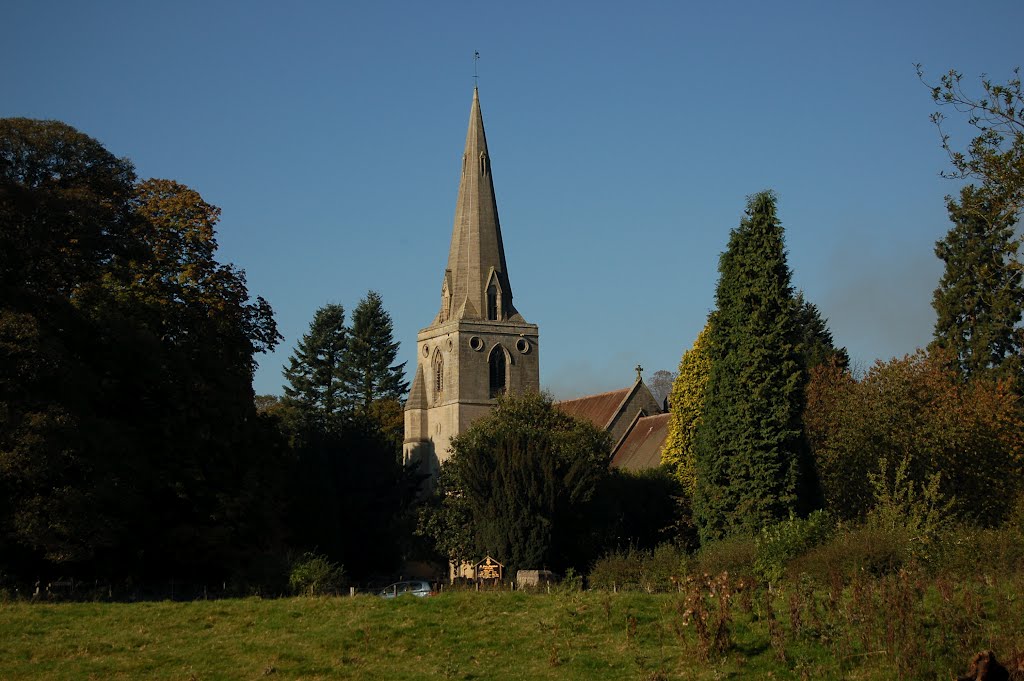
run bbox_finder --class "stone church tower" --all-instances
[403,88,540,475]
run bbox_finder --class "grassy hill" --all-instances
[2,573,1022,680]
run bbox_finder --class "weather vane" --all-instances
[473,50,480,86]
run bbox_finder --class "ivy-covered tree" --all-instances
[343,290,409,409]
[283,304,349,424]
[663,296,842,498]
[931,184,1023,386]
[661,319,713,492]
[693,191,814,542]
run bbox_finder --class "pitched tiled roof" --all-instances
[555,387,632,430]
[611,413,671,471]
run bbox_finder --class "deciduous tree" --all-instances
[805,349,1022,525]
[647,369,676,407]
[116,178,283,579]
[917,65,1023,224]
[1,119,138,569]
[0,118,136,299]
[1,120,284,581]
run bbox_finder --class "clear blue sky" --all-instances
[5,0,1021,398]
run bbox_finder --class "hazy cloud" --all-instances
[820,234,941,366]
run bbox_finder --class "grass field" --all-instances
[3,570,1023,681]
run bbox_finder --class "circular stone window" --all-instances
[516,338,531,354]
[422,345,429,357]
[469,336,484,352]
[447,338,454,352]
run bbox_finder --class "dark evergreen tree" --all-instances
[281,414,415,581]
[595,467,696,553]
[794,292,850,372]
[343,290,409,409]
[425,393,611,574]
[278,299,416,580]
[282,304,349,423]
[694,191,812,543]
[931,184,1023,387]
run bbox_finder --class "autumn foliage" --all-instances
[805,349,1023,526]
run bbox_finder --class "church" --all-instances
[403,89,668,475]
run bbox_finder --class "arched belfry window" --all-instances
[488,346,507,398]
[486,283,499,321]
[433,350,444,400]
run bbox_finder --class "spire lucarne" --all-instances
[404,88,540,476]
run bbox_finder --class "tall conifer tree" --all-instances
[931,184,1023,386]
[282,304,349,421]
[343,291,408,409]
[694,191,811,542]
[794,293,849,371]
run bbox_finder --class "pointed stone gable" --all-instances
[554,377,668,471]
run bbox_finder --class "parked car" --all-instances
[377,580,435,599]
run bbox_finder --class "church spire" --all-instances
[404,87,540,474]
[440,88,522,323]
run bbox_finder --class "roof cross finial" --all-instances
[635,364,644,382]
[473,50,480,87]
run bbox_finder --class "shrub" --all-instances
[639,543,689,592]
[288,552,346,596]
[787,524,907,583]
[588,543,689,592]
[588,547,647,592]
[558,567,583,593]
[866,454,954,564]
[753,510,834,585]
[692,535,757,578]
[931,523,1024,578]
